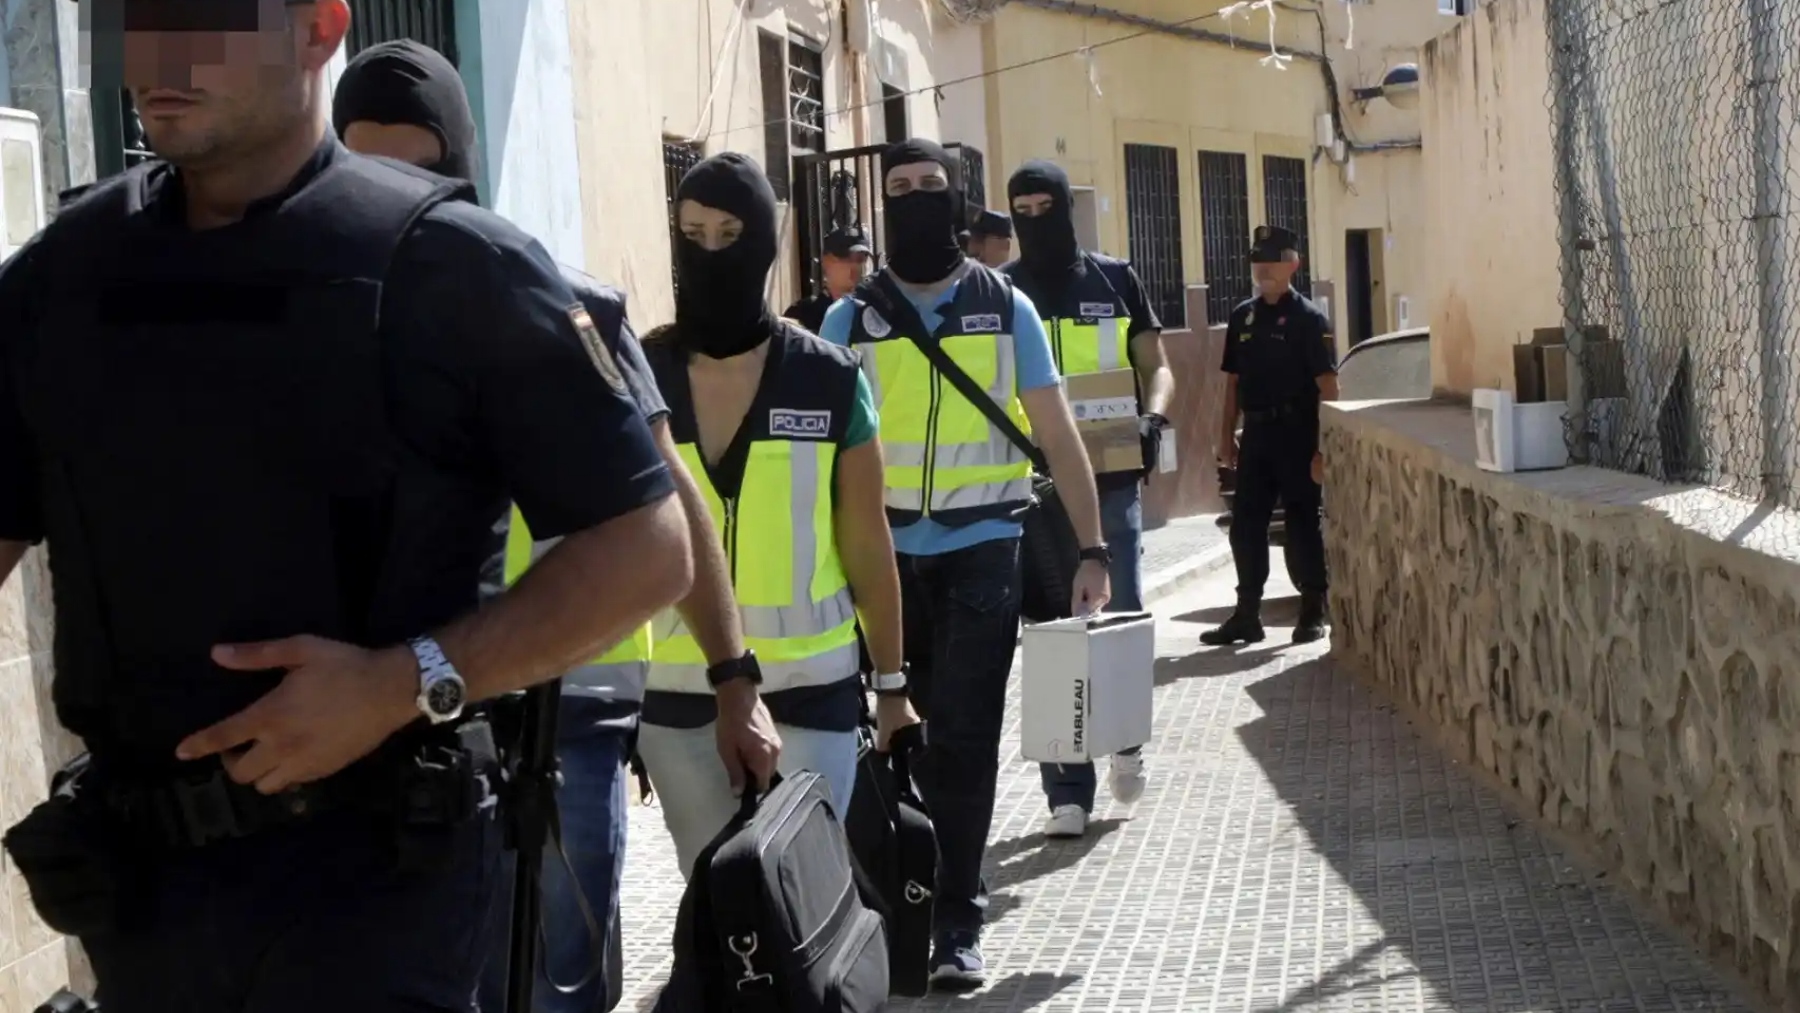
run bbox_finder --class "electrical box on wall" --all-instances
[1314,113,1334,149]
[0,109,46,261]
[844,0,874,54]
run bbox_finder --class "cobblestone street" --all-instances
[614,560,1756,1013]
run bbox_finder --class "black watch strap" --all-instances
[1078,544,1113,566]
[706,651,763,688]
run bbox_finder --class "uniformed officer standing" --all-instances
[783,225,872,334]
[966,209,1013,268]
[1001,159,1173,840]
[0,4,693,1011]
[1203,225,1338,647]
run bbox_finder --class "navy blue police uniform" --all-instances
[0,139,673,1013]
[783,225,872,335]
[1207,225,1334,646]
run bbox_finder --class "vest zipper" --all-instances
[921,368,943,517]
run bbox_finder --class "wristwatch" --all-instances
[407,636,467,725]
[706,651,763,688]
[1140,412,1171,435]
[1078,543,1114,568]
[870,667,909,698]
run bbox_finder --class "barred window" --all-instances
[1198,150,1252,328]
[1262,155,1312,295]
[663,138,704,297]
[1123,143,1187,329]
[757,31,792,200]
[347,0,459,62]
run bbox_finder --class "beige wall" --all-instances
[0,552,88,1008]
[568,0,988,327]
[983,0,1446,345]
[1419,0,1560,396]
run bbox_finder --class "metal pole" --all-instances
[1750,0,1792,502]
[506,682,563,1013]
[1547,0,1592,462]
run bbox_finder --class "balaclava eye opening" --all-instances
[674,152,780,359]
[881,138,967,284]
[332,39,479,183]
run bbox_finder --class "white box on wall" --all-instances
[1020,613,1156,764]
[0,108,45,260]
[1473,388,1569,473]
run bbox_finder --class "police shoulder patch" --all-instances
[861,306,891,339]
[569,303,627,394]
[769,408,833,439]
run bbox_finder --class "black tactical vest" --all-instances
[15,152,467,756]
[844,262,1016,347]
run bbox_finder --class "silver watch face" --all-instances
[424,676,466,717]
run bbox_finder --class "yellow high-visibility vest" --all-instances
[848,265,1034,527]
[503,506,653,700]
[648,440,859,693]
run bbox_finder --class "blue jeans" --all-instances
[1040,480,1146,812]
[478,696,632,1013]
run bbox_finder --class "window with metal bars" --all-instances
[1198,150,1252,328]
[347,0,459,63]
[1261,155,1312,294]
[664,138,704,298]
[882,85,908,144]
[756,31,792,200]
[954,144,987,215]
[788,35,826,156]
[1122,143,1187,329]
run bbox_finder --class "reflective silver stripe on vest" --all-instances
[883,436,1027,470]
[1096,317,1125,370]
[563,660,650,703]
[647,639,862,695]
[930,476,1034,513]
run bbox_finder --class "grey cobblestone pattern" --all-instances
[1139,514,1227,581]
[613,573,1755,1013]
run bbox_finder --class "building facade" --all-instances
[981,0,1462,351]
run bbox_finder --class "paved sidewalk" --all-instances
[614,567,1755,1012]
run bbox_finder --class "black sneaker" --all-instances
[929,930,986,988]
[1200,608,1265,646]
[1292,592,1328,644]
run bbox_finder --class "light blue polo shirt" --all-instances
[818,276,1059,557]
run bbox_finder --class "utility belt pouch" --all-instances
[390,720,497,874]
[2,754,145,938]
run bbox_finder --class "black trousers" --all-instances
[83,809,504,1013]
[1230,416,1328,602]
[898,536,1023,938]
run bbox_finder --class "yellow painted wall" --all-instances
[984,0,1452,349]
[1419,0,1560,396]
[566,0,988,328]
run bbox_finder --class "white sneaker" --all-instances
[1110,752,1147,805]
[1043,804,1088,839]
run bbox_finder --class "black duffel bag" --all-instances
[657,772,889,1013]
[844,716,935,996]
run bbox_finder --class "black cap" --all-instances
[1249,224,1299,262]
[970,209,1013,239]
[823,225,873,258]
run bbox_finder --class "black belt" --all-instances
[1242,405,1315,424]
[92,722,493,851]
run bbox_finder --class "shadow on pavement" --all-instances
[1175,591,1302,626]
[1153,645,1282,686]
[986,818,1123,894]
[934,970,1082,1008]
[1232,657,1750,1013]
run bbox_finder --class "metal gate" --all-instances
[1198,150,1252,328]
[793,141,987,298]
[348,0,460,64]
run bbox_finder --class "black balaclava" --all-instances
[882,138,966,284]
[674,153,780,359]
[1009,159,1081,276]
[332,40,479,183]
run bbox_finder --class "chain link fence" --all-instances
[1548,0,1800,506]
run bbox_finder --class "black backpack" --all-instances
[657,772,890,1013]
[843,721,936,997]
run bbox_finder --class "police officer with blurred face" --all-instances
[784,225,873,334]
[966,209,1013,268]
[1203,225,1337,647]
[0,3,693,1010]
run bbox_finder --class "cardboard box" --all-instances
[1066,369,1142,475]
[1020,612,1156,764]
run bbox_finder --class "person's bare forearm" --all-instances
[1131,333,1175,417]
[437,495,692,701]
[836,482,903,675]
[1219,378,1239,451]
[0,540,25,584]
[656,424,746,670]
[1317,372,1340,402]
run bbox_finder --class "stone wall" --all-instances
[1325,399,1800,1006]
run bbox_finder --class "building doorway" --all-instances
[1345,229,1377,346]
